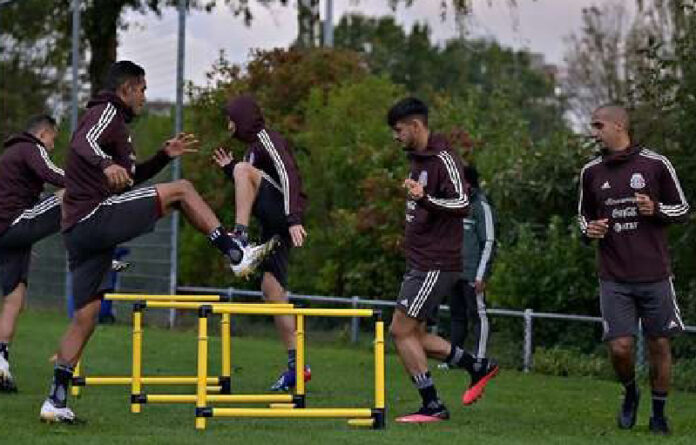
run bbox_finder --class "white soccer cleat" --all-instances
[40,399,77,424]
[0,355,17,392]
[230,236,280,278]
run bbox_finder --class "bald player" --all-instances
[578,104,689,435]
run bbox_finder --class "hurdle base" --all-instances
[219,376,231,394]
[292,394,306,408]
[371,408,386,430]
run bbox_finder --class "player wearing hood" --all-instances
[212,95,310,392]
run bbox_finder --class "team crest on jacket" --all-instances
[418,171,428,186]
[630,173,646,190]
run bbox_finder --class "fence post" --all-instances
[523,308,533,373]
[350,296,360,343]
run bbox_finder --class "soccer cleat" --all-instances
[617,388,639,429]
[649,416,671,435]
[0,355,17,393]
[230,235,280,278]
[270,365,312,392]
[39,399,78,424]
[395,403,450,423]
[462,359,499,405]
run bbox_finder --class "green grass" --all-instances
[1,309,695,444]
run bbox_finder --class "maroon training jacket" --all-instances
[224,95,307,226]
[404,134,469,271]
[0,132,65,234]
[62,92,172,230]
[578,145,689,282]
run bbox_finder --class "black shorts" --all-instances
[252,175,290,289]
[0,195,61,295]
[397,269,462,321]
[64,187,160,309]
[599,278,685,341]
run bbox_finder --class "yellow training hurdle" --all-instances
[128,300,386,430]
[71,294,293,414]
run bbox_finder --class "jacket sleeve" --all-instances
[72,103,116,171]
[654,155,689,224]
[577,166,597,239]
[474,199,497,281]
[133,150,171,185]
[418,151,469,216]
[26,144,65,188]
[258,132,305,226]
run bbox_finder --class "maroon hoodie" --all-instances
[404,134,469,271]
[62,91,172,230]
[578,145,689,282]
[224,95,307,226]
[0,132,65,234]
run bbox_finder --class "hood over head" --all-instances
[224,95,265,143]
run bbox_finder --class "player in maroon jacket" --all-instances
[0,115,64,393]
[212,95,310,391]
[388,97,498,423]
[578,105,689,435]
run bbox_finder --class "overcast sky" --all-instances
[117,0,635,101]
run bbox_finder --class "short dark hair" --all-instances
[463,165,479,189]
[387,97,428,128]
[105,60,145,92]
[25,114,57,135]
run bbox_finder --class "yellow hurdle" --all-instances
[184,302,386,430]
[73,295,294,415]
[71,294,387,431]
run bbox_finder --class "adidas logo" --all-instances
[399,299,408,306]
[668,320,679,329]
[601,181,611,190]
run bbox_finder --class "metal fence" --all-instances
[177,285,696,373]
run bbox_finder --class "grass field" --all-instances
[1,308,695,444]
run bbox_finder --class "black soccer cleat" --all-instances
[617,388,639,429]
[649,416,671,435]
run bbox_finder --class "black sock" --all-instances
[412,371,441,408]
[208,226,242,263]
[445,345,475,373]
[652,390,667,419]
[287,349,296,371]
[0,342,8,361]
[48,363,74,408]
[622,377,638,403]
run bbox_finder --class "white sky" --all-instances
[117,0,636,101]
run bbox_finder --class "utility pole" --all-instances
[168,0,186,327]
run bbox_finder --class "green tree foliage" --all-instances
[333,14,565,140]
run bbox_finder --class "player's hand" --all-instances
[212,147,234,168]
[474,280,486,295]
[586,218,609,239]
[103,164,132,191]
[289,224,307,247]
[635,193,655,216]
[163,132,199,158]
[403,178,424,200]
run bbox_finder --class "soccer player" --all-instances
[39,61,276,423]
[387,97,498,423]
[578,104,689,435]
[0,115,65,392]
[212,94,310,391]
[451,165,497,363]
